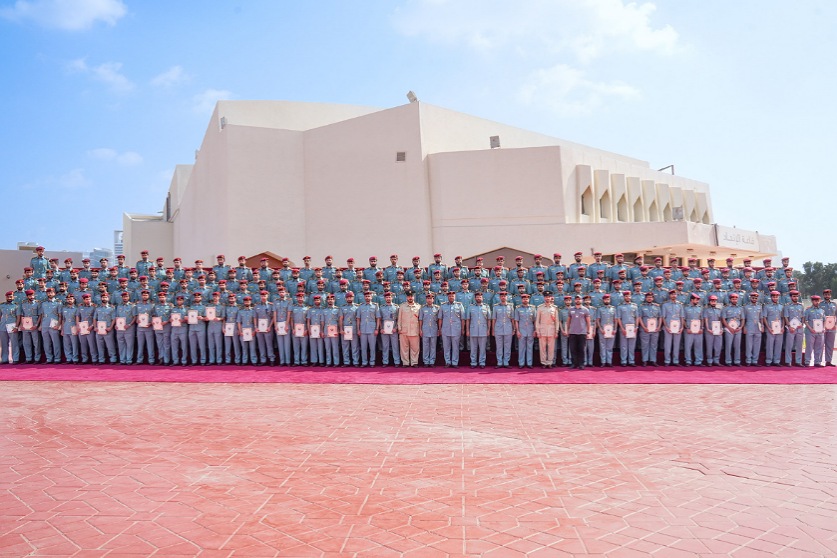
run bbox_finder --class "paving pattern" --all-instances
[1,382,836,557]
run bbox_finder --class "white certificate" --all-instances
[309,324,321,339]
[812,319,824,333]
[4,323,13,333]
[770,319,782,335]
[70,326,78,335]
[826,316,836,330]
[646,318,658,333]
[383,319,395,334]
[152,317,163,331]
[21,317,33,331]
[689,319,701,334]
[97,321,107,335]
[625,323,636,339]
[224,323,236,337]
[242,327,253,342]
[171,313,182,327]
[603,324,614,339]
[276,321,288,336]
[49,318,58,329]
[115,317,126,331]
[258,318,269,333]
[790,318,801,330]
[586,326,595,340]
[343,325,354,341]
[188,310,199,325]
[669,319,681,334]
[327,325,338,338]
[294,323,305,337]
[711,321,722,336]
[138,313,149,327]
[728,318,739,330]
[79,321,90,335]
[206,307,216,321]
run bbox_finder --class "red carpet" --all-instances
[0,363,835,384]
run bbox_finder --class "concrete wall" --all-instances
[123,215,173,263]
[428,146,565,258]
[0,249,83,293]
[302,103,431,263]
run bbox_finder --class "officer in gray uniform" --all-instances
[224,293,241,365]
[378,292,401,367]
[322,294,342,366]
[742,291,763,366]
[20,290,42,363]
[638,291,661,366]
[254,291,276,365]
[39,288,62,363]
[761,291,784,366]
[135,290,156,365]
[439,291,465,368]
[822,289,836,366]
[615,291,638,366]
[596,293,617,367]
[356,291,380,367]
[721,292,744,366]
[170,294,190,365]
[60,294,79,363]
[114,291,137,364]
[153,291,174,365]
[419,292,440,367]
[783,290,804,366]
[660,289,684,366]
[0,291,21,364]
[491,291,514,368]
[466,291,491,368]
[513,294,536,368]
[339,291,359,366]
[804,295,826,367]
[76,294,98,364]
[94,293,118,364]
[187,292,208,365]
[307,295,326,366]
[205,292,226,365]
[702,295,723,366]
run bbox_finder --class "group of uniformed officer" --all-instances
[1,247,832,369]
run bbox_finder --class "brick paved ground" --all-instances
[1,382,836,557]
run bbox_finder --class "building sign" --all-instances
[715,225,759,251]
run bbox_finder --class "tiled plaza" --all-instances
[1,381,836,557]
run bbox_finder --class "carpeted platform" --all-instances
[0,362,835,384]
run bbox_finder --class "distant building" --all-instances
[113,231,123,256]
[124,100,779,267]
[89,247,113,263]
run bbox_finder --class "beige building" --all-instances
[124,100,778,267]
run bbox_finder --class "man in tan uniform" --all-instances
[535,291,559,368]
[397,290,422,367]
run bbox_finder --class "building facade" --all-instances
[124,100,778,266]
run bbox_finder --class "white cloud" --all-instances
[392,0,680,62]
[57,168,91,189]
[151,65,188,88]
[1,0,126,30]
[69,58,134,93]
[519,64,641,117]
[87,147,143,165]
[192,88,233,114]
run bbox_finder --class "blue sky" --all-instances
[1,0,834,265]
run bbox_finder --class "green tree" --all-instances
[796,262,837,297]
